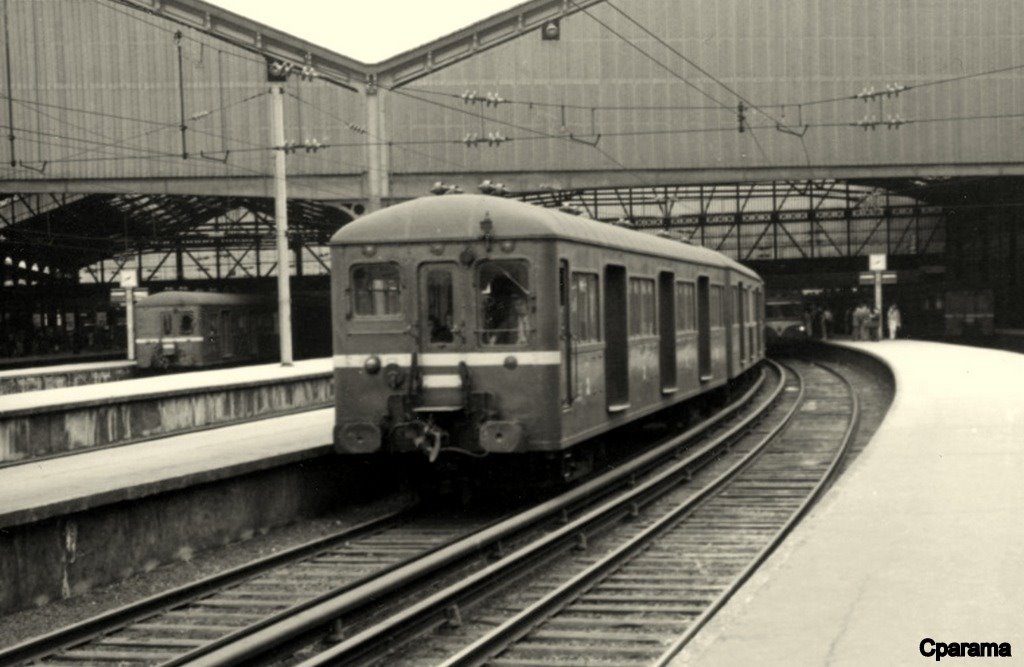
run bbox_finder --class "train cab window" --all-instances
[352,263,401,317]
[162,313,172,336]
[571,273,600,342]
[479,260,530,346]
[709,285,724,327]
[628,278,655,336]
[675,282,696,331]
[180,313,194,335]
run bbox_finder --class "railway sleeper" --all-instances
[506,641,664,657]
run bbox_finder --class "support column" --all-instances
[270,84,293,366]
[364,80,389,212]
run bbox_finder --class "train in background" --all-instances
[134,290,330,369]
[329,195,764,481]
[763,295,809,343]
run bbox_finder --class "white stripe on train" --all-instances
[332,351,562,369]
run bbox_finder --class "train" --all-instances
[329,195,765,480]
[134,290,331,369]
[764,295,808,343]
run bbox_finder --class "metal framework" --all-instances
[517,180,946,261]
[0,193,352,287]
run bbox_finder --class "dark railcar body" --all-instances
[134,292,274,369]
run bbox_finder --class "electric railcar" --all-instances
[764,296,809,343]
[330,195,764,474]
[135,291,331,370]
[135,292,276,369]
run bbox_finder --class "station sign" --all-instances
[868,254,887,271]
[858,271,897,285]
[110,288,149,303]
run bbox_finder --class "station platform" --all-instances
[675,340,1024,666]
[0,407,339,614]
[0,359,136,394]
[0,407,333,528]
[0,350,122,372]
[0,358,333,464]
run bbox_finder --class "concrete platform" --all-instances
[0,408,340,613]
[675,341,1024,666]
[0,358,333,463]
[0,360,136,394]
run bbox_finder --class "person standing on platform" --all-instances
[821,306,834,340]
[887,303,902,340]
[852,303,870,341]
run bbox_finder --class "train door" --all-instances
[658,272,677,393]
[741,282,749,364]
[559,260,573,407]
[604,265,629,411]
[697,276,712,381]
[418,263,462,351]
[219,309,234,358]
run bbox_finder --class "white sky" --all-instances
[204,0,526,62]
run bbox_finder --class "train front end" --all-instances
[329,197,562,462]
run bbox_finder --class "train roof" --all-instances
[331,195,760,281]
[137,291,269,308]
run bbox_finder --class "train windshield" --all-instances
[766,302,803,319]
[479,260,530,346]
[352,263,401,317]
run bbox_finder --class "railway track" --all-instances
[3,363,781,666]
[293,358,857,666]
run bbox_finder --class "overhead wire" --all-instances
[387,85,651,183]
[283,90,472,171]
[564,0,770,163]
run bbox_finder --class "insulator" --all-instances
[300,65,318,81]
[478,179,495,194]
[463,133,480,147]
[271,61,294,77]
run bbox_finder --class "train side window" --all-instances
[180,312,194,335]
[709,285,724,327]
[352,263,401,317]
[479,260,530,346]
[675,281,696,331]
[162,312,172,335]
[628,278,655,336]
[571,272,600,342]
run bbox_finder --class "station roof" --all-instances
[0,193,350,273]
[332,194,761,280]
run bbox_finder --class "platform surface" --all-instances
[0,357,332,414]
[0,359,136,379]
[0,408,333,528]
[675,340,1024,666]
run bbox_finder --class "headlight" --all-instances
[364,355,382,374]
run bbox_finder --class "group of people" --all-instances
[801,302,903,342]
[849,303,902,341]
[802,305,835,340]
